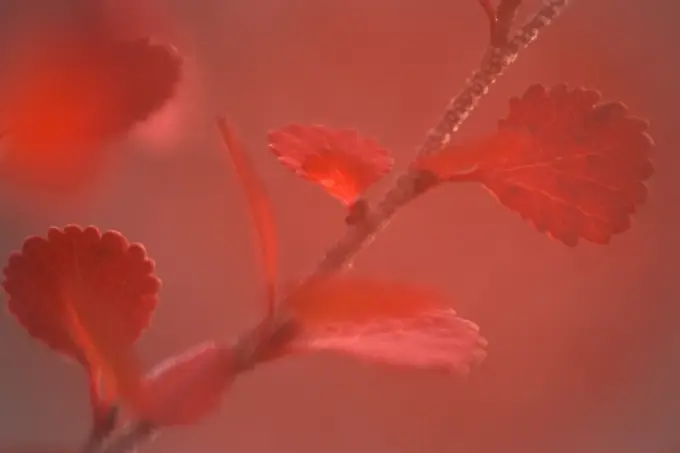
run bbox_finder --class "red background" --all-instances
[0,1,678,453]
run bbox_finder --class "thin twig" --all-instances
[92,2,570,453]
[315,0,570,273]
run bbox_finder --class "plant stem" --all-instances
[93,2,571,453]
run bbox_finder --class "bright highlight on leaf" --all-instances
[284,275,487,375]
[217,118,279,315]
[293,308,486,375]
[2,226,160,423]
[268,124,394,206]
[0,34,182,194]
[415,83,654,246]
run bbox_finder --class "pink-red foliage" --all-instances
[2,226,160,422]
[268,124,394,206]
[415,84,654,245]
[1,34,181,194]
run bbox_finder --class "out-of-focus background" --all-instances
[0,1,677,452]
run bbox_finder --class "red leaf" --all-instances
[2,225,160,418]
[63,283,147,419]
[0,33,181,194]
[285,275,445,328]
[268,124,393,206]
[282,275,487,375]
[217,118,279,314]
[143,342,236,426]
[3,225,160,359]
[292,308,487,375]
[415,84,654,246]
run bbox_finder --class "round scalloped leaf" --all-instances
[2,225,160,362]
[416,83,654,246]
[267,124,394,205]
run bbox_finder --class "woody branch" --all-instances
[92,1,570,453]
